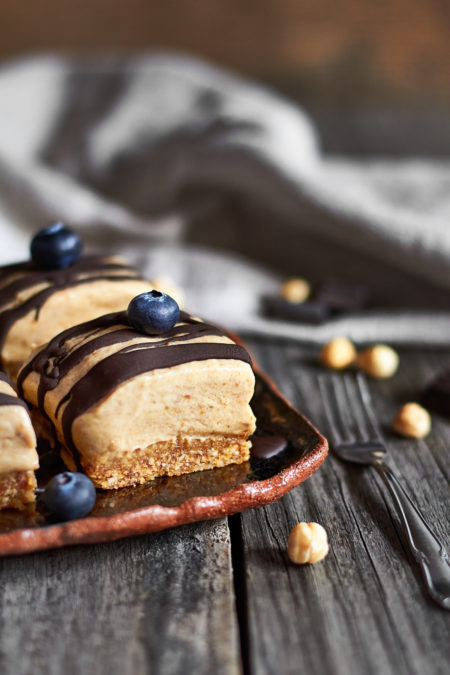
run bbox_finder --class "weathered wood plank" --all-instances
[241,338,450,675]
[0,518,241,675]
[0,337,448,675]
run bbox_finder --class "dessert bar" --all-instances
[0,372,39,509]
[18,310,256,488]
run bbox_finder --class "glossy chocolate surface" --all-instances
[0,393,29,410]
[262,296,330,324]
[0,372,29,409]
[262,277,371,325]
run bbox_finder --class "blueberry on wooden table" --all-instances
[128,290,180,335]
[41,472,96,520]
[30,222,82,269]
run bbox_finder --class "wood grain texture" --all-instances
[0,519,241,675]
[240,338,450,675]
[0,335,448,675]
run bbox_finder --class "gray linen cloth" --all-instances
[0,53,449,345]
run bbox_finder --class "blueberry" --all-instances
[30,223,82,269]
[128,290,180,335]
[41,472,96,521]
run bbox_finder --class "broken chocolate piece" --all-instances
[262,296,330,325]
[250,435,288,459]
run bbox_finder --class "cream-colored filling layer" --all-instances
[0,380,38,474]
[20,321,256,460]
[72,359,256,459]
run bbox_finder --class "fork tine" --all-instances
[331,375,357,442]
[318,374,355,444]
[355,373,383,441]
[318,375,344,444]
[319,372,384,446]
[342,374,372,442]
[339,372,382,442]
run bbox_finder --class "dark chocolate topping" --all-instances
[61,340,251,456]
[17,311,225,405]
[0,256,141,367]
[262,277,371,326]
[18,310,253,463]
[0,256,133,284]
[0,392,30,411]
[250,435,288,459]
[0,371,30,411]
[17,312,129,412]
[262,296,330,325]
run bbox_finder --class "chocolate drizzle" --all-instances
[61,341,251,458]
[17,312,130,413]
[18,311,253,465]
[0,392,30,411]
[0,371,29,409]
[0,256,141,366]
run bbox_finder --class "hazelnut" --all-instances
[150,276,184,308]
[356,345,399,378]
[319,337,356,370]
[280,277,311,303]
[393,403,431,438]
[287,522,329,564]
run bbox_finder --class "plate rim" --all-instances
[0,360,328,557]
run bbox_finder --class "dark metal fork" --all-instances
[318,372,450,610]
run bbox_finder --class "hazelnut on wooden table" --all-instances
[288,522,329,564]
[356,345,399,378]
[280,277,311,304]
[393,403,431,438]
[319,337,356,370]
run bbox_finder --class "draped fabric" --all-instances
[1,53,449,344]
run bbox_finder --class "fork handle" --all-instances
[373,462,450,610]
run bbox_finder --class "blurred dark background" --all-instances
[1,0,449,156]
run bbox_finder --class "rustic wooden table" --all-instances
[0,337,448,675]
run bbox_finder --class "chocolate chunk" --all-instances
[250,435,288,459]
[261,296,330,325]
[316,279,370,312]
[422,369,450,418]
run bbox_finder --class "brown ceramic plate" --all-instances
[0,364,328,557]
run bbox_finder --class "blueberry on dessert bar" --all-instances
[18,293,256,489]
[0,373,39,509]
